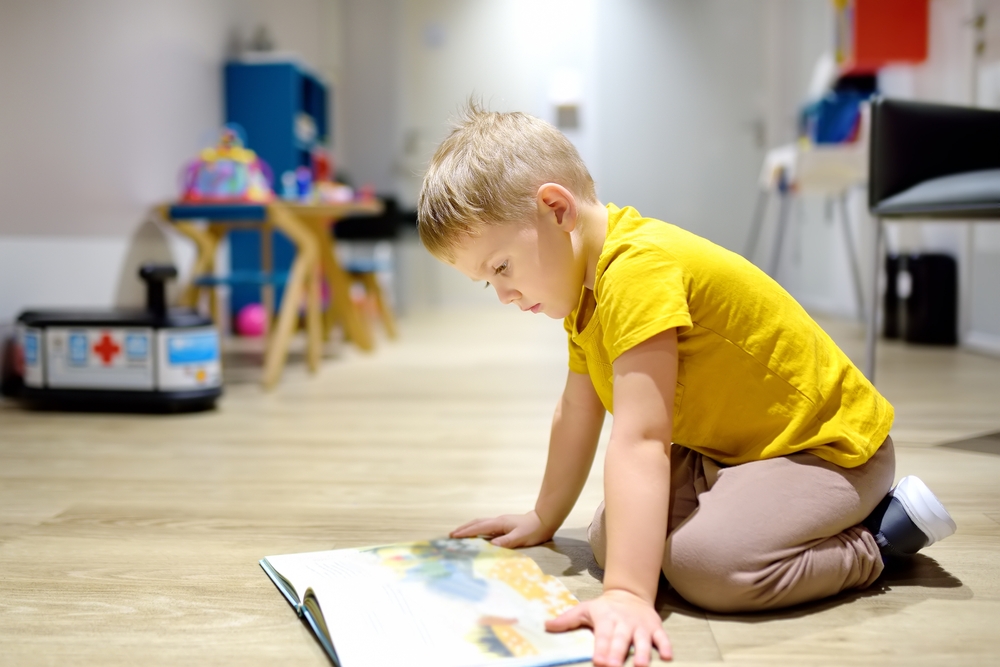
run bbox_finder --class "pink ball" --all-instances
[235,303,267,337]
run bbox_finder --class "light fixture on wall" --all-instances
[555,104,579,130]
[549,68,583,130]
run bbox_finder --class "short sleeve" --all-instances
[596,242,693,363]
[563,315,589,374]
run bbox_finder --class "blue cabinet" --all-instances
[223,60,329,317]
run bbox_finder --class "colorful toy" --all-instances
[235,303,267,337]
[181,125,274,203]
[311,147,332,183]
[294,166,312,198]
[4,265,222,412]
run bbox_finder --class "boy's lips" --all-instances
[529,303,542,313]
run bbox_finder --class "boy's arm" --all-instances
[451,370,605,547]
[547,328,676,667]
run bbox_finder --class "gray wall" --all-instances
[3,0,999,353]
[0,0,341,320]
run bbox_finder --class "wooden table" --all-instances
[161,200,382,390]
[283,200,383,352]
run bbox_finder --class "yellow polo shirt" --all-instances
[565,204,893,468]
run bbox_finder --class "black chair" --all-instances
[865,97,1000,381]
[332,196,414,339]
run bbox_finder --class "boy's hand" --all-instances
[546,589,672,667]
[449,510,554,548]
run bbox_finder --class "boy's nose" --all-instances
[495,285,520,305]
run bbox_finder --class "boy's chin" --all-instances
[543,306,572,320]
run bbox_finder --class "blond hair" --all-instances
[417,101,597,261]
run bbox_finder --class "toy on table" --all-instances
[181,125,274,203]
[277,146,371,204]
[3,265,222,412]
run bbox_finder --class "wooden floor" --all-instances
[2,309,1000,665]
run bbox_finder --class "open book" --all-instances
[260,538,594,667]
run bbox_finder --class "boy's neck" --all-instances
[578,201,609,291]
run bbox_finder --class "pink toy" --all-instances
[235,303,267,337]
[181,125,274,203]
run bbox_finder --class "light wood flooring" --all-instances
[2,309,999,665]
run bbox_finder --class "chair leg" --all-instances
[838,192,867,321]
[744,189,769,260]
[865,217,884,383]
[768,191,792,278]
[361,273,398,339]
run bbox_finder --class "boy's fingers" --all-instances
[449,522,477,537]
[492,522,531,547]
[606,623,632,667]
[653,628,673,660]
[592,620,615,666]
[632,628,652,667]
[451,517,501,537]
[545,604,588,632]
[451,518,489,534]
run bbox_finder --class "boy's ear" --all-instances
[535,183,578,232]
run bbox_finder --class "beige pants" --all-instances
[588,437,895,613]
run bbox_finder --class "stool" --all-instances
[333,196,405,341]
[345,257,397,339]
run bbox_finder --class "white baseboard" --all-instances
[964,330,1000,358]
[0,228,196,325]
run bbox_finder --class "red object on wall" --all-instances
[836,0,928,74]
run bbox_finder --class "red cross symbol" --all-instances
[93,333,121,365]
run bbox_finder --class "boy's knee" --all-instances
[666,565,765,613]
[663,532,766,613]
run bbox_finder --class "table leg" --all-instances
[172,221,218,310]
[260,221,274,340]
[262,254,309,389]
[261,204,321,389]
[306,256,322,373]
[207,226,226,324]
[302,217,375,352]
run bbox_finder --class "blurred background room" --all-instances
[2,1,1000,664]
[2,0,1000,345]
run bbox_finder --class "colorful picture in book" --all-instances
[362,539,581,659]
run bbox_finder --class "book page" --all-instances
[266,539,593,667]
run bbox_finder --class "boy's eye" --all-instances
[484,261,509,288]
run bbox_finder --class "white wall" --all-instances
[5,0,999,348]
[352,0,775,310]
[591,0,767,248]
[338,0,604,310]
[339,0,401,193]
[378,0,1000,354]
[0,0,340,324]
[749,0,1000,357]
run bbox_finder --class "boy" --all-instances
[417,104,957,667]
